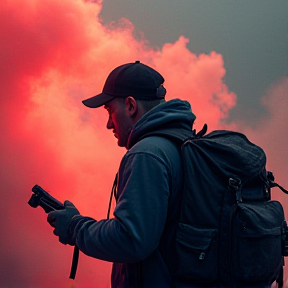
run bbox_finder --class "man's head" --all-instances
[82,61,166,147]
[82,60,166,108]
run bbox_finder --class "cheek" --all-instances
[116,116,131,137]
[114,111,126,127]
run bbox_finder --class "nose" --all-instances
[106,116,113,130]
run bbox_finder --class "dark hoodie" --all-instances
[69,99,196,287]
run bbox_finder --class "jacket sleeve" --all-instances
[69,151,171,263]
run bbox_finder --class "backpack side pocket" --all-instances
[231,201,284,283]
[174,223,218,283]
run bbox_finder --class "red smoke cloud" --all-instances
[0,0,287,287]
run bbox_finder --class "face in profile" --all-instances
[104,98,133,148]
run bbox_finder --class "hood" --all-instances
[127,99,196,149]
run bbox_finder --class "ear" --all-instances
[125,96,138,117]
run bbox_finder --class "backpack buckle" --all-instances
[229,178,242,203]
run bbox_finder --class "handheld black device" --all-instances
[28,184,78,280]
[28,184,64,212]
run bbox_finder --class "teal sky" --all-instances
[100,0,288,123]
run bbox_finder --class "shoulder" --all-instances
[122,135,181,171]
[129,135,179,157]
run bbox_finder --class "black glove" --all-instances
[47,200,80,245]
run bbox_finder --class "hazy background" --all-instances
[0,0,287,287]
[100,0,288,124]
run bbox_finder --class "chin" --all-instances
[117,139,129,148]
[117,140,125,147]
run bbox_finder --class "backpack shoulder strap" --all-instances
[141,124,208,144]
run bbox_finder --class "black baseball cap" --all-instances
[82,61,166,108]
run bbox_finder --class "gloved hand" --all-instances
[47,200,80,245]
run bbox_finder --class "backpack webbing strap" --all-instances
[267,171,288,194]
[69,246,79,280]
[271,182,288,194]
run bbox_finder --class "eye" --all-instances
[104,107,110,116]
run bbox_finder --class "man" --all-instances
[47,60,196,287]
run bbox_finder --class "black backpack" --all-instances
[149,125,288,287]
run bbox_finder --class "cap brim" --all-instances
[82,93,115,108]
